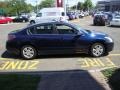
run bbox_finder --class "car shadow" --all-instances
[37,53,91,59]
[1,51,94,60]
[107,25,120,28]
[89,24,105,27]
[1,51,21,59]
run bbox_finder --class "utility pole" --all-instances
[36,0,38,13]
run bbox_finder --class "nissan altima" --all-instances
[6,21,114,59]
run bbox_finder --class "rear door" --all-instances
[28,23,63,52]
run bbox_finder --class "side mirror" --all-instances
[74,32,83,38]
[76,31,83,36]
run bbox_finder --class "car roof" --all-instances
[27,21,70,28]
[95,14,104,16]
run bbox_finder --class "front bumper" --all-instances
[110,21,120,26]
[106,42,114,52]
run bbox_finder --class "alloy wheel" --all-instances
[21,45,36,59]
[91,43,105,57]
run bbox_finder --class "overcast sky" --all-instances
[26,0,104,6]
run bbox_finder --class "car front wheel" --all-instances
[21,45,37,60]
[30,20,35,24]
[90,43,105,57]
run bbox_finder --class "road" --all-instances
[0,17,120,72]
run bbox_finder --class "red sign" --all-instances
[56,0,63,7]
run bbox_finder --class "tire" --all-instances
[94,23,96,26]
[103,22,106,26]
[21,45,37,60]
[23,20,26,23]
[93,21,96,26]
[90,43,105,57]
[30,20,35,24]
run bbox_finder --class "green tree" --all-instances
[0,0,34,16]
[83,0,93,11]
[77,2,83,10]
[71,5,77,10]
[38,0,54,9]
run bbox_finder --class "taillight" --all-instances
[8,35,16,40]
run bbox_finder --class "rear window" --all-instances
[95,15,104,19]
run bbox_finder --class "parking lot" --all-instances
[0,16,120,72]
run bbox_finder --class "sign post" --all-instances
[56,0,66,15]
[56,0,63,7]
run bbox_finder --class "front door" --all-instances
[55,23,77,51]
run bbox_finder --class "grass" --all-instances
[101,68,116,79]
[101,68,120,90]
[0,74,40,90]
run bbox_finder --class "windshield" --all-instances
[70,22,90,34]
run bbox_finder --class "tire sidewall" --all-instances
[21,45,37,60]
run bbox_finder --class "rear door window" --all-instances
[28,26,35,35]
[35,24,53,34]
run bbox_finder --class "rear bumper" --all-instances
[6,41,20,55]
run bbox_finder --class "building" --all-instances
[97,0,120,12]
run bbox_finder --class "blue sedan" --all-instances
[6,21,114,59]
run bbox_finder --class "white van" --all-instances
[29,7,68,24]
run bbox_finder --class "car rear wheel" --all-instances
[90,43,105,57]
[21,45,37,60]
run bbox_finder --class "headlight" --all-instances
[105,37,113,42]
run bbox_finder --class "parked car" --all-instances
[67,12,75,20]
[6,21,114,59]
[0,16,12,24]
[8,16,17,19]
[29,7,68,24]
[84,11,89,16]
[13,16,29,23]
[110,15,120,26]
[74,12,79,19]
[93,14,106,26]
[78,12,85,18]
